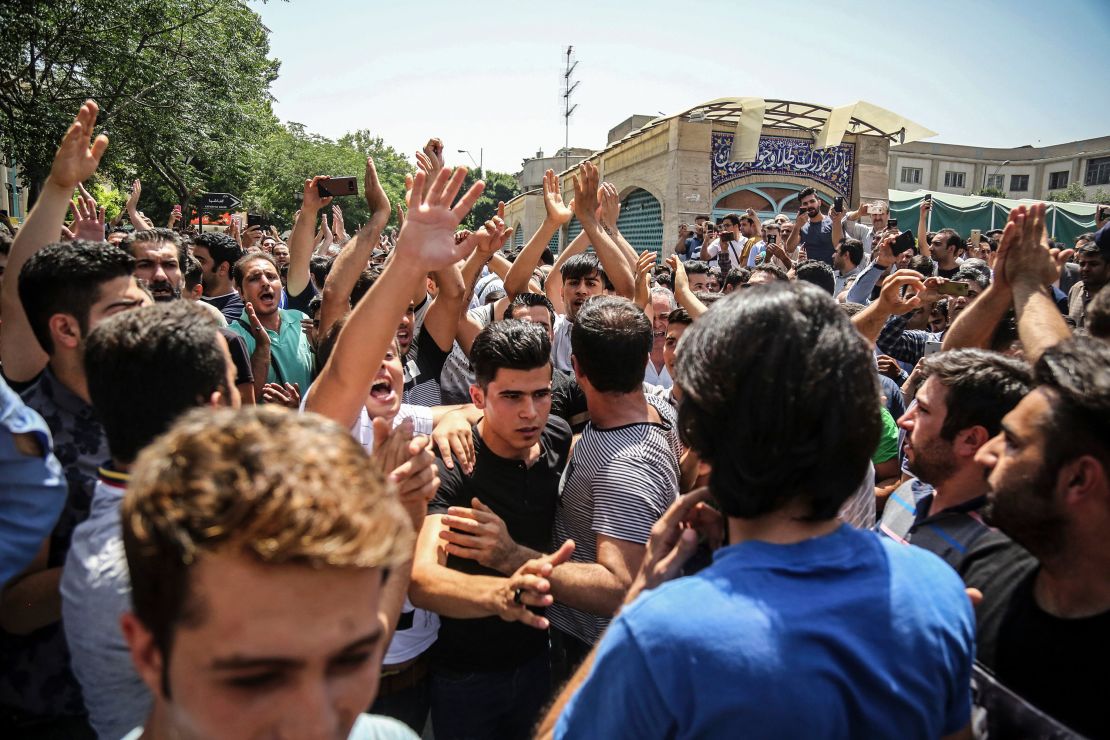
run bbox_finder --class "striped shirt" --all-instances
[548,393,681,645]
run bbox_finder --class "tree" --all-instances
[243,124,411,231]
[1046,182,1089,203]
[0,0,280,217]
[973,187,1008,199]
[458,169,522,230]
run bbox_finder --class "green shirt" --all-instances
[872,406,900,465]
[230,308,315,392]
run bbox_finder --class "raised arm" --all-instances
[318,159,391,336]
[847,236,895,305]
[666,256,707,319]
[305,166,484,429]
[504,169,573,297]
[125,179,153,230]
[287,176,334,299]
[785,208,805,252]
[597,182,639,271]
[917,198,931,257]
[831,204,844,250]
[571,161,635,298]
[942,218,1015,351]
[852,269,926,347]
[1007,203,1071,364]
[1,100,108,382]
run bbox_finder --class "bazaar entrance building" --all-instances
[504,98,935,258]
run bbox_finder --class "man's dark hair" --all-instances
[1036,336,1110,474]
[721,213,741,229]
[675,283,881,521]
[183,256,203,292]
[1086,285,1110,339]
[751,264,789,282]
[724,267,750,289]
[190,232,242,273]
[470,320,551,388]
[798,186,817,202]
[18,240,134,354]
[231,252,278,287]
[1077,241,1104,259]
[560,253,608,285]
[351,266,383,307]
[571,296,651,393]
[667,307,692,326]
[695,291,725,306]
[309,254,333,288]
[795,259,835,294]
[122,228,187,265]
[908,254,935,277]
[953,264,990,290]
[935,228,964,253]
[839,238,863,266]
[504,292,556,325]
[653,265,674,290]
[918,349,1032,440]
[84,302,226,464]
[840,302,867,318]
[0,231,12,256]
[683,260,710,277]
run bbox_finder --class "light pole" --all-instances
[457,148,483,175]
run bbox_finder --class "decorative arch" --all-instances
[712,182,833,221]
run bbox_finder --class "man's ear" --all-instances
[121,611,167,699]
[47,313,83,351]
[955,426,990,460]
[469,384,486,410]
[1059,455,1108,509]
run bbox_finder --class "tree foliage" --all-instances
[1046,182,1091,203]
[0,0,280,215]
[973,187,1007,199]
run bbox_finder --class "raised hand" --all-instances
[302,176,334,213]
[634,251,655,308]
[126,179,141,211]
[876,269,927,316]
[542,169,573,225]
[396,166,485,272]
[1003,204,1057,289]
[48,100,108,191]
[471,216,512,257]
[244,302,271,352]
[571,160,601,223]
[261,382,301,409]
[440,498,518,572]
[666,254,689,295]
[416,137,445,199]
[242,224,262,250]
[497,541,577,629]
[364,157,391,224]
[332,204,347,241]
[597,181,620,225]
[70,184,106,241]
[228,215,242,246]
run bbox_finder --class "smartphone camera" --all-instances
[834,196,844,213]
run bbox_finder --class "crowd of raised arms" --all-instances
[1,100,1108,740]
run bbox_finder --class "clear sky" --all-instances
[249,0,1110,175]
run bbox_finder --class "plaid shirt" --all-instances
[876,314,943,366]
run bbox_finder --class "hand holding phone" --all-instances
[317,176,359,198]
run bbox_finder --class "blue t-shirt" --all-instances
[556,524,974,740]
[800,216,835,265]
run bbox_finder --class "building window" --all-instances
[984,174,1004,190]
[1048,171,1069,190]
[900,167,922,185]
[1085,157,1110,187]
[943,171,965,188]
[1010,174,1029,192]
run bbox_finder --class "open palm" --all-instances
[398,167,485,272]
[49,100,108,190]
[543,169,573,225]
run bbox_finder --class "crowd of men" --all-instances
[1,99,1108,740]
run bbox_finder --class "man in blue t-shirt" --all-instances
[538,282,975,740]
[786,186,836,265]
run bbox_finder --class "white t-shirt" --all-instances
[644,360,673,389]
[552,314,574,373]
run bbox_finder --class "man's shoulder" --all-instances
[543,414,573,448]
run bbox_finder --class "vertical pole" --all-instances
[1051,205,1057,240]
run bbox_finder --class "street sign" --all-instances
[199,192,241,210]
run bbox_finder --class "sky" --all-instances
[249,0,1110,175]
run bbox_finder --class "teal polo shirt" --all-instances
[230,308,315,392]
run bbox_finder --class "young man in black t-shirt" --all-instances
[962,336,1110,739]
[410,321,573,740]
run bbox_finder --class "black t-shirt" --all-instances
[551,368,589,433]
[217,328,254,386]
[429,416,572,673]
[961,535,1110,738]
[937,265,960,279]
[284,281,317,314]
[202,291,245,323]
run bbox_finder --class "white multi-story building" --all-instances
[888,136,1110,201]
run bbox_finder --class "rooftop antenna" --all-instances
[562,46,579,174]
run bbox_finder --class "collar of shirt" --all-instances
[36,364,93,418]
[97,465,130,491]
[912,493,988,529]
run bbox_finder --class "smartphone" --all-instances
[938,281,970,297]
[318,176,359,198]
[891,229,915,255]
[767,233,777,245]
[969,229,981,248]
[888,217,899,229]
[834,196,844,213]
[924,340,943,356]
[1100,206,1110,221]
[924,193,932,203]
[247,213,265,228]
[720,232,735,243]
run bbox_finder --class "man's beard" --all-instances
[149,280,182,302]
[984,462,1068,561]
[906,436,957,486]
